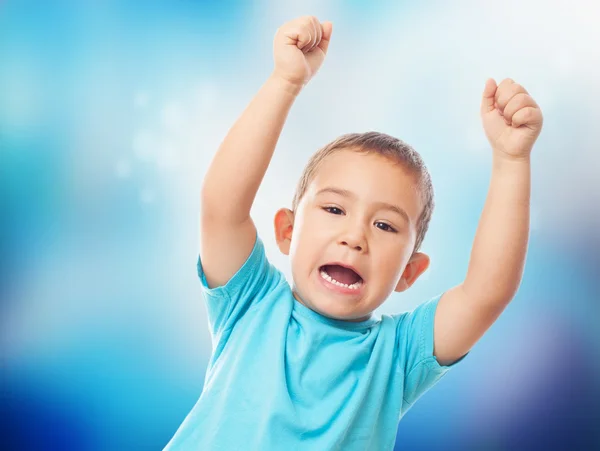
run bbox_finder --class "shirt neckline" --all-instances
[292,295,380,331]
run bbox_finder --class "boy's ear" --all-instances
[274,208,295,255]
[394,252,430,292]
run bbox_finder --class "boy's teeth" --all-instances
[319,269,362,290]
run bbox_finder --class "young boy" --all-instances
[165,15,543,450]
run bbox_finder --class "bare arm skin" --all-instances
[200,16,333,288]
[435,78,543,365]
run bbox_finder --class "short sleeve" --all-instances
[197,231,284,341]
[395,293,468,416]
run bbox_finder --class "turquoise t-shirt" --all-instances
[164,233,465,450]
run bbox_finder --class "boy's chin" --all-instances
[306,271,373,321]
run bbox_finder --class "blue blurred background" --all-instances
[2,1,599,450]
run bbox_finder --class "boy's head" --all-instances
[274,132,434,322]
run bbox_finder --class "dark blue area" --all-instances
[1,382,93,451]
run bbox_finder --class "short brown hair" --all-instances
[291,131,434,254]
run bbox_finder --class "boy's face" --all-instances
[275,149,430,322]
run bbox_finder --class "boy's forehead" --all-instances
[306,150,422,218]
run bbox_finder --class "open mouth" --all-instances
[319,264,364,291]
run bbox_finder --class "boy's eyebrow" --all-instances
[315,186,411,224]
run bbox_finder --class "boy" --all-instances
[165,15,543,450]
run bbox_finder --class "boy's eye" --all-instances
[323,206,344,215]
[375,222,397,233]
[323,208,397,233]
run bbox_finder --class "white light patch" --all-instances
[192,83,219,111]
[156,142,180,171]
[132,130,156,162]
[465,123,489,155]
[161,102,186,133]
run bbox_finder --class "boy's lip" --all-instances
[315,268,366,296]
[319,262,365,282]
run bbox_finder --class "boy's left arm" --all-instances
[435,78,544,366]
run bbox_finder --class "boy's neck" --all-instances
[292,290,373,323]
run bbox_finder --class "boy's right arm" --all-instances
[200,16,333,289]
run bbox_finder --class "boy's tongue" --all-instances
[323,265,361,285]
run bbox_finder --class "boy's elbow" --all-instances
[200,167,255,224]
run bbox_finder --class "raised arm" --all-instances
[434,78,544,365]
[200,16,333,288]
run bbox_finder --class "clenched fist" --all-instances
[273,16,333,89]
[481,78,544,160]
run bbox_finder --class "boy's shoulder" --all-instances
[390,294,444,349]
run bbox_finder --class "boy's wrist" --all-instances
[269,72,305,97]
[492,151,531,171]
[491,146,532,164]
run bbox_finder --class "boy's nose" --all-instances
[340,240,364,252]
[339,231,367,252]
